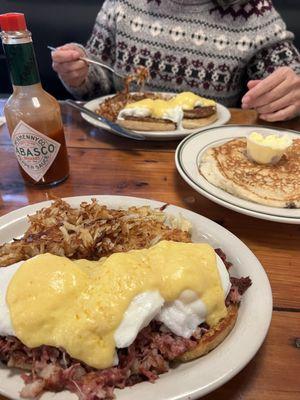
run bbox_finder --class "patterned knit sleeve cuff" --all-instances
[247,41,300,80]
[290,63,300,75]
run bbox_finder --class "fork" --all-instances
[47,46,124,79]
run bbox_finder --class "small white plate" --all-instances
[82,93,231,141]
[0,195,272,400]
[175,125,300,224]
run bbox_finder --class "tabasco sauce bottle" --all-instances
[0,13,69,186]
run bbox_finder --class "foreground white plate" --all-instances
[0,195,272,400]
[176,125,300,224]
[82,94,231,141]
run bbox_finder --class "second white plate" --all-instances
[82,93,231,141]
[175,125,300,224]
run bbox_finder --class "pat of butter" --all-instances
[246,132,292,164]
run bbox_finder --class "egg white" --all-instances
[118,107,151,119]
[114,291,164,348]
[161,105,183,125]
[118,105,184,126]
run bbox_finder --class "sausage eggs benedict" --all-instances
[117,92,217,131]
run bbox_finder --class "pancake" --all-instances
[199,138,300,208]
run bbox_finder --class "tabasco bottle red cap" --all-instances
[0,13,27,32]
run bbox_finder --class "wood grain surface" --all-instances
[0,99,299,400]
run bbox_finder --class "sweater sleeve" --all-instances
[64,0,116,100]
[246,18,300,80]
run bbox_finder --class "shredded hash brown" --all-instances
[0,199,191,268]
[123,66,150,94]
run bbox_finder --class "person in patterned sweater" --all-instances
[52,0,300,122]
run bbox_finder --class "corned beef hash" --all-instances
[0,200,251,400]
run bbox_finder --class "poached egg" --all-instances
[170,92,216,110]
[0,241,231,369]
[118,99,184,126]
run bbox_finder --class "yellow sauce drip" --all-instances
[170,92,216,109]
[7,240,227,369]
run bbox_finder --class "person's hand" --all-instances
[241,67,300,121]
[51,44,88,88]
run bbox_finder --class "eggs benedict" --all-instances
[117,92,217,131]
[0,240,251,400]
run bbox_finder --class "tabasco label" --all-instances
[11,121,60,182]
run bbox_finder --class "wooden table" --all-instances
[0,99,299,400]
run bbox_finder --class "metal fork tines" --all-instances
[47,46,124,79]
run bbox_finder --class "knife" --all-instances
[65,100,145,141]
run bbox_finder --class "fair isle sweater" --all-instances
[67,0,300,106]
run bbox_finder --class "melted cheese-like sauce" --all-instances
[170,92,216,109]
[7,240,227,369]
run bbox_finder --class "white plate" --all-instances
[0,195,272,400]
[176,125,300,224]
[82,94,231,141]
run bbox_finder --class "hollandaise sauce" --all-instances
[7,241,227,369]
[170,92,216,109]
